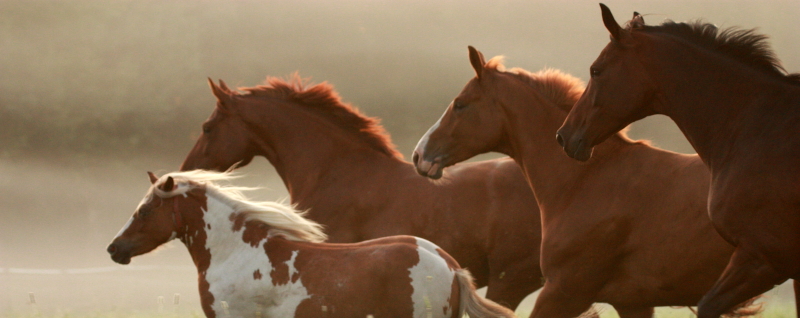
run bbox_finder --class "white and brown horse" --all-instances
[107,170,516,318]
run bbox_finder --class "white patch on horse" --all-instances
[202,196,311,317]
[414,105,447,153]
[113,217,134,239]
[286,250,300,280]
[409,237,456,318]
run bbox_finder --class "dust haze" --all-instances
[1,1,798,316]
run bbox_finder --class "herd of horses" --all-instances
[106,4,799,318]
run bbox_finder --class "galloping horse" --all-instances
[413,47,758,318]
[179,75,544,310]
[107,171,516,318]
[557,5,800,318]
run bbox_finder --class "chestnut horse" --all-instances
[179,75,543,310]
[412,47,760,318]
[107,171,516,318]
[557,5,800,318]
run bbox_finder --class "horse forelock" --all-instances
[237,74,403,160]
[151,170,328,243]
[633,20,800,85]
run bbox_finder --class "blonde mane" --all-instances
[151,170,327,243]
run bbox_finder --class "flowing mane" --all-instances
[635,20,800,84]
[151,170,328,243]
[484,57,638,142]
[236,74,403,159]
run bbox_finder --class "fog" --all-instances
[1,1,798,316]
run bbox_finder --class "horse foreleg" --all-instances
[697,247,784,318]
[614,306,654,318]
[528,282,595,318]
[484,263,543,313]
[794,279,800,318]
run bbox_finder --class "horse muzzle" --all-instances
[556,128,593,162]
[412,150,445,180]
[107,241,133,265]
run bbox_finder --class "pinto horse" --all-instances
[556,5,800,318]
[107,171,516,318]
[412,47,762,318]
[179,75,544,310]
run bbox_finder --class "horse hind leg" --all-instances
[614,306,654,318]
[697,247,785,318]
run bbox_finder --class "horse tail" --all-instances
[721,295,763,318]
[455,269,517,318]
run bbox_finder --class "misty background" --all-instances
[1,0,798,316]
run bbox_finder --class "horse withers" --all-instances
[107,170,516,318]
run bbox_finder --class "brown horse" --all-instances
[107,170,517,318]
[179,75,544,310]
[412,46,758,318]
[557,4,800,318]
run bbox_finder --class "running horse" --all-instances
[413,46,759,318]
[106,170,516,318]
[557,4,800,318]
[180,75,543,310]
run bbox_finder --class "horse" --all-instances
[411,46,762,318]
[179,74,544,311]
[106,170,517,318]
[556,4,800,318]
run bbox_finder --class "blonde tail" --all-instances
[456,269,517,318]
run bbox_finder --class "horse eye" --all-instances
[453,101,467,110]
[202,125,212,134]
[590,67,601,78]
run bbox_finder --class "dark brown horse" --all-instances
[557,4,800,318]
[412,46,759,318]
[180,75,543,311]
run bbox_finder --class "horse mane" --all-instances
[484,57,641,143]
[636,20,800,84]
[237,74,403,159]
[152,170,328,243]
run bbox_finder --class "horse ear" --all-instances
[159,176,175,192]
[600,3,622,41]
[208,78,233,110]
[147,171,158,184]
[631,11,645,29]
[468,46,486,78]
[218,79,231,92]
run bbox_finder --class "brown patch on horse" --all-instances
[265,238,294,286]
[175,190,216,317]
[238,74,403,159]
[231,213,270,248]
[436,248,459,271]
[448,276,459,318]
[253,269,262,280]
[289,236,419,317]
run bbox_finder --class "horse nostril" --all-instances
[556,133,565,147]
[412,151,420,165]
[107,244,117,255]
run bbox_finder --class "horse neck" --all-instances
[642,36,796,169]
[178,191,244,269]
[241,101,407,205]
[500,78,627,206]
